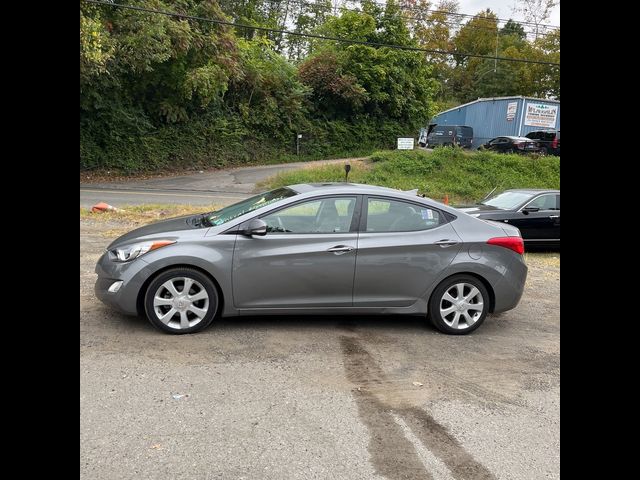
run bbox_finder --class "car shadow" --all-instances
[525,245,560,253]
[210,314,435,333]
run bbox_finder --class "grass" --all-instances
[80,204,215,224]
[263,147,560,204]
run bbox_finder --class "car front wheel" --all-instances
[144,267,219,334]
[428,275,489,335]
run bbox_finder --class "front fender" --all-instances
[134,238,237,316]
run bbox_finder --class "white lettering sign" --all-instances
[524,103,558,128]
[507,102,518,121]
[397,138,415,150]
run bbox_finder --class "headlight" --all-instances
[111,240,176,262]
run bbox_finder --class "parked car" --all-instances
[457,189,560,247]
[480,136,541,154]
[95,183,528,335]
[525,130,560,156]
[425,125,473,148]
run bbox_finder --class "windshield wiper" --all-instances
[192,213,213,227]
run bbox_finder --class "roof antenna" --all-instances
[344,163,351,182]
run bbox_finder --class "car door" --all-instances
[232,195,361,309]
[492,137,509,152]
[509,193,559,241]
[353,196,462,307]
[486,138,502,151]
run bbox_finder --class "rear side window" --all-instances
[461,127,473,136]
[366,198,442,232]
[526,132,540,139]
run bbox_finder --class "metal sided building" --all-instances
[429,96,560,148]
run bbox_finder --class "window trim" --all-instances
[253,194,363,235]
[360,195,450,234]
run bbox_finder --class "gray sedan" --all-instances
[95,183,527,335]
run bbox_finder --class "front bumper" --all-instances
[94,251,152,316]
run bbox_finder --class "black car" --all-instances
[457,189,560,247]
[480,136,541,154]
[525,130,560,156]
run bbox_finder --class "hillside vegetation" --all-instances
[265,148,560,203]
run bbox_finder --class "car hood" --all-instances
[107,214,202,249]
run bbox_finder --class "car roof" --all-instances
[504,188,560,194]
[500,136,535,141]
[289,182,408,195]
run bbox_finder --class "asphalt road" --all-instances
[80,218,560,480]
[80,159,357,207]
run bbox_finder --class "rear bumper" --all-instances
[491,257,528,313]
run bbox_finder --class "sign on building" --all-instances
[506,102,518,121]
[524,103,558,128]
[397,138,415,150]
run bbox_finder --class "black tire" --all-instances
[428,274,490,335]
[144,267,219,334]
[541,147,550,155]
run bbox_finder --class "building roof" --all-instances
[434,96,560,118]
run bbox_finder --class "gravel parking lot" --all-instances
[80,218,559,480]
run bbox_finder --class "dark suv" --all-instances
[525,130,560,156]
[425,125,474,149]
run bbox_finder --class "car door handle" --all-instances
[549,215,559,219]
[435,239,459,248]
[327,245,354,255]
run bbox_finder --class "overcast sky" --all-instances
[457,0,560,26]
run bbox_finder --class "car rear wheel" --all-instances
[144,267,219,334]
[428,275,489,335]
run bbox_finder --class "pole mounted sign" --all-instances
[397,138,415,150]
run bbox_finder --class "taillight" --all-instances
[487,236,524,255]
[552,137,558,148]
[514,142,524,149]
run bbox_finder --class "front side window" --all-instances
[262,197,357,233]
[366,198,442,232]
[525,194,558,210]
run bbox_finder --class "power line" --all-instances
[221,0,559,37]
[349,0,560,30]
[82,0,560,66]
[223,0,557,38]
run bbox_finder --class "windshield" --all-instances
[480,191,535,210]
[206,187,298,226]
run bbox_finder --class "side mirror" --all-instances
[522,207,540,214]
[241,218,267,236]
